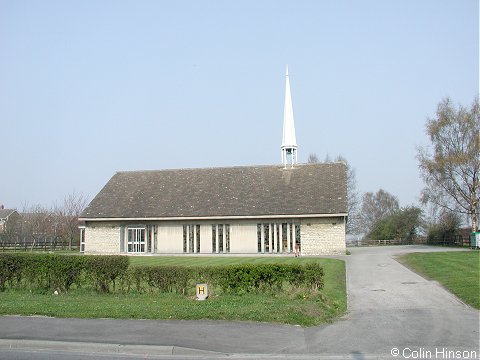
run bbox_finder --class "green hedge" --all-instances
[0,254,324,296]
[0,253,128,293]
[130,263,324,295]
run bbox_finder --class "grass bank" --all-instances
[0,257,346,327]
[399,251,479,309]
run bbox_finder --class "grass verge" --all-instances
[399,251,479,309]
[0,257,346,327]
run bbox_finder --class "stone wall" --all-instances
[301,217,346,255]
[84,222,120,254]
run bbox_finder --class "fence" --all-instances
[0,234,79,252]
[348,235,471,248]
[426,234,471,247]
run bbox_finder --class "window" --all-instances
[183,225,187,253]
[128,227,145,253]
[257,222,296,254]
[225,224,230,253]
[295,224,301,252]
[264,224,270,252]
[211,224,230,253]
[276,224,280,253]
[211,225,216,253]
[147,226,153,253]
[257,224,262,252]
[196,225,201,253]
[282,223,288,252]
[218,224,224,253]
[79,227,85,253]
[183,224,201,253]
[271,224,275,251]
[289,224,293,252]
[189,224,194,253]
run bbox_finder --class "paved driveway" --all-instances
[0,246,478,359]
[304,246,479,357]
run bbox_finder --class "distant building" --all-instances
[0,206,21,233]
[79,68,348,255]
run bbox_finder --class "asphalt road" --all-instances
[0,246,478,359]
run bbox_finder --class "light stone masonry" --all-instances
[85,223,120,254]
[300,218,346,255]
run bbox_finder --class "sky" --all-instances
[0,0,478,211]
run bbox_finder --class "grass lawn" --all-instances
[0,257,346,327]
[399,251,479,309]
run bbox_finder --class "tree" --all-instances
[367,206,423,243]
[307,153,319,164]
[55,191,89,250]
[360,189,399,235]
[417,98,480,232]
[308,153,360,234]
[425,209,462,245]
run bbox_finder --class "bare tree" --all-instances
[55,191,89,250]
[335,155,361,235]
[360,189,400,235]
[307,153,319,164]
[417,97,480,232]
[308,152,360,234]
[20,203,56,245]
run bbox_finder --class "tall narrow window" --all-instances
[127,227,145,253]
[271,224,275,251]
[79,227,86,253]
[218,224,224,253]
[189,224,194,253]
[147,226,153,253]
[196,225,201,253]
[289,224,294,253]
[264,224,270,253]
[257,224,262,252]
[225,224,230,253]
[282,223,288,252]
[276,224,280,253]
[211,225,216,253]
[295,224,301,252]
[182,225,187,253]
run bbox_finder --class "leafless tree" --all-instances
[20,203,56,244]
[307,153,319,164]
[417,97,479,232]
[360,189,399,235]
[308,153,360,234]
[54,191,89,250]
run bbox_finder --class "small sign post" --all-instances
[196,284,208,301]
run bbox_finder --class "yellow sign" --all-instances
[196,284,208,301]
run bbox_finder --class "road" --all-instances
[0,246,478,359]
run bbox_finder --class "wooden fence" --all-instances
[348,236,471,248]
[0,235,79,252]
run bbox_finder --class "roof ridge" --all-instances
[115,162,344,174]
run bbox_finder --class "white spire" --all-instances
[281,65,298,167]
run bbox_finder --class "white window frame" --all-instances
[79,226,86,253]
[127,227,146,253]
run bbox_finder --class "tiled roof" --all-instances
[0,209,17,220]
[81,163,347,219]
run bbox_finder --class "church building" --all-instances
[79,68,348,256]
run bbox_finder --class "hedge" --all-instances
[0,253,128,293]
[130,263,324,295]
[0,254,324,296]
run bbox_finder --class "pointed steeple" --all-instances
[281,65,298,167]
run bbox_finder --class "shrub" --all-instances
[0,253,25,290]
[83,255,129,293]
[0,253,86,292]
[0,255,324,296]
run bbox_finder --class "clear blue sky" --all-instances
[0,0,478,210]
